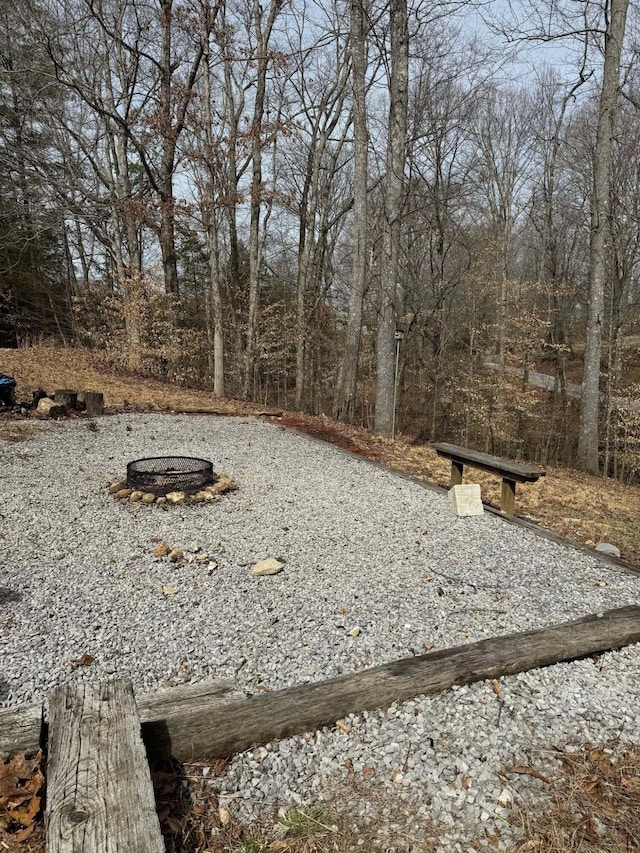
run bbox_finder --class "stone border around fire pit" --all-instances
[106,473,238,506]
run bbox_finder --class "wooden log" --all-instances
[46,679,164,853]
[0,681,242,762]
[0,701,44,759]
[141,605,640,762]
[36,398,64,419]
[84,391,104,417]
[54,389,78,409]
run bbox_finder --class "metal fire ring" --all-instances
[126,456,215,496]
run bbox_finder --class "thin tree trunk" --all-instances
[374,0,408,437]
[335,0,368,423]
[577,0,629,473]
[243,0,282,399]
[202,22,225,397]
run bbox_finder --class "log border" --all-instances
[3,607,640,763]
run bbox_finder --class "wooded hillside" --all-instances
[2,0,640,480]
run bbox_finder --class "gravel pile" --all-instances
[2,414,639,849]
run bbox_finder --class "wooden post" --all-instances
[501,478,517,515]
[54,390,78,410]
[450,460,464,486]
[46,680,164,853]
[84,391,104,417]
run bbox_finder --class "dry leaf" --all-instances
[70,653,94,669]
[492,680,502,695]
[12,822,36,842]
[11,795,40,826]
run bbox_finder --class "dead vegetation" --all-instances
[4,743,640,851]
[509,743,640,852]
[155,760,442,853]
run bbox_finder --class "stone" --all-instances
[156,496,167,505]
[142,493,156,504]
[108,481,127,494]
[130,490,144,502]
[206,474,238,495]
[153,542,170,557]
[251,558,285,577]
[595,542,621,559]
[166,491,186,505]
[448,484,484,517]
[348,627,361,637]
[497,788,513,807]
[114,488,133,499]
[168,549,184,562]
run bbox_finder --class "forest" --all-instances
[1,0,639,480]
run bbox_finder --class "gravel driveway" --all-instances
[2,414,639,849]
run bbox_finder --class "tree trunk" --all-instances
[243,0,282,399]
[577,0,629,474]
[202,27,225,397]
[374,0,408,437]
[335,0,368,424]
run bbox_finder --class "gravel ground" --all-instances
[2,413,639,849]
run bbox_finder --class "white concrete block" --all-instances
[448,484,484,516]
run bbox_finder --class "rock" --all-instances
[595,542,621,559]
[348,626,361,637]
[251,558,285,577]
[448,484,484,517]
[153,542,170,557]
[185,543,201,553]
[162,586,178,596]
[156,496,167,505]
[206,474,238,495]
[497,788,513,807]
[108,481,127,494]
[168,549,184,562]
[166,491,186,505]
[142,493,156,504]
[130,491,144,502]
[114,488,133,499]
[35,397,64,419]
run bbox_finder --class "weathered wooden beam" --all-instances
[141,605,640,762]
[450,459,464,486]
[433,442,546,483]
[0,701,43,759]
[0,680,243,761]
[501,478,517,515]
[46,679,164,853]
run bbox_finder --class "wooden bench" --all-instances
[432,442,546,515]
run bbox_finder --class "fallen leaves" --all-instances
[0,751,44,841]
[70,653,94,669]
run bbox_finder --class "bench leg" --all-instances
[501,479,516,515]
[450,460,464,486]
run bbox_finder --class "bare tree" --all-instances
[374,0,409,436]
[335,0,369,423]
[578,0,630,473]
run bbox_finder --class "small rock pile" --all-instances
[107,473,237,506]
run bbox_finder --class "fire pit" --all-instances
[126,456,215,496]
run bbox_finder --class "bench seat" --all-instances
[432,442,546,515]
